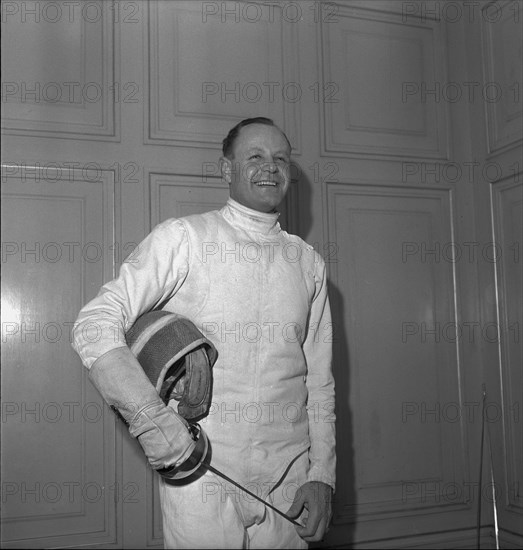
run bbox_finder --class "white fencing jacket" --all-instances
[73,198,336,496]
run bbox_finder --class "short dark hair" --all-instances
[222,117,291,158]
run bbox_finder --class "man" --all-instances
[72,117,336,548]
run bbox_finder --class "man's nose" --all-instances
[262,161,278,173]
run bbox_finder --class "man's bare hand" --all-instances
[286,481,333,542]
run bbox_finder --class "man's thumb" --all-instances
[286,493,304,519]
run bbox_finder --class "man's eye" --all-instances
[249,154,262,160]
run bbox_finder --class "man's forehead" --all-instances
[235,124,291,150]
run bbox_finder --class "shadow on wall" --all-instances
[323,279,356,548]
[278,160,310,237]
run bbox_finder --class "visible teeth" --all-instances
[255,181,277,186]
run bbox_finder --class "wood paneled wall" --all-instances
[1,1,521,548]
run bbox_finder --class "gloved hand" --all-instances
[88,346,201,472]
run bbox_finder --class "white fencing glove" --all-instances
[89,346,207,477]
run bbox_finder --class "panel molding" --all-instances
[319,4,450,160]
[147,472,163,547]
[325,182,470,527]
[145,1,300,151]
[490,176,523,520]
[148,170,298,235]
[1,1,119,141]
[481,1,523,156]
[0,166,119,547]
[148,172,229,229]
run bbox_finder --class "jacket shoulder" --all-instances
[156,209,221,233]
[280,230,326,268]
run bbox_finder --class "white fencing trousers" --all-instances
[159,452,309,549]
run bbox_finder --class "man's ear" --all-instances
[220,156,232,184]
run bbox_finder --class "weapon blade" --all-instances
[202,462,302,527]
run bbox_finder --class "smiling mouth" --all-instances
[253,180,278,187]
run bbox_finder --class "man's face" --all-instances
[221,124,291,213]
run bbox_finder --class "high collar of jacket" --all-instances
[222,198,281,235]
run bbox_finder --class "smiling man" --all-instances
[72,117,336,549]
[220,118,292,213]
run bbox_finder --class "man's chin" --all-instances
[255,195,284,212]
[248,201,280,214]
[234,192,284,213]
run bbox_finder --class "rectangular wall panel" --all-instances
[491,177,523,537]
[1,1,118,140]
[326,183,472,541]
[320,4,449,159]
[149,173,230,228]
[146,0,299,150]
[481,1,523,155]
[0,168,118,547]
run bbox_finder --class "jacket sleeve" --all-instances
[72,219,190,369]
[303,253,336,490]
